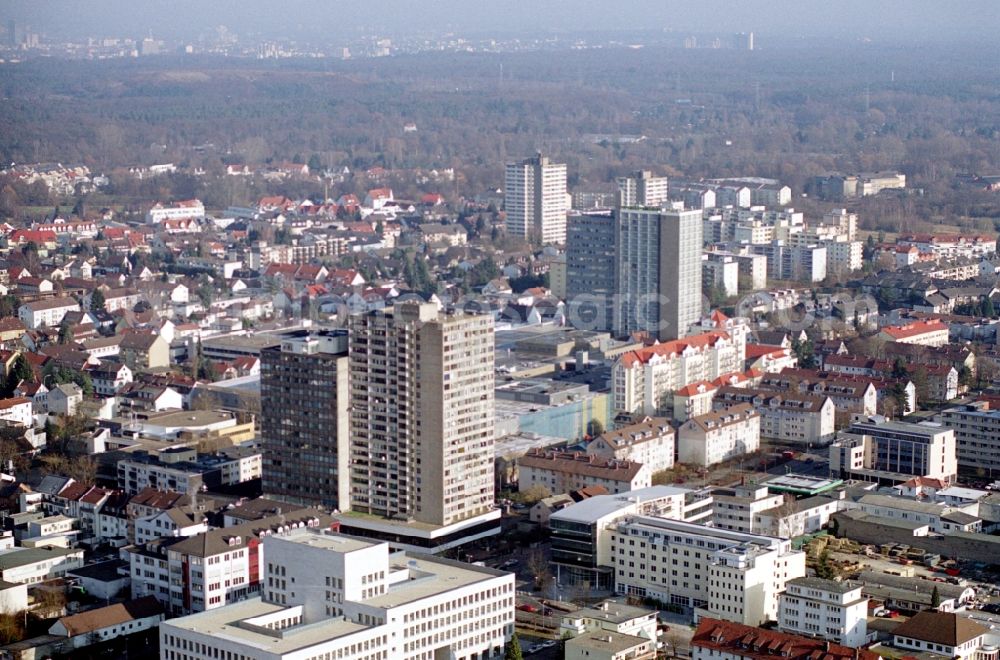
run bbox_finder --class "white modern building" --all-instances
[610,516,805,626]
[159,527,515,660]
[677,404,761,467]
[711,484,784,534]
[560,600,658,642]
[777,577,868,647]
[549,486,705,590]
[504,153,568,245]
[0,547,85,585]
[837,417,958,484]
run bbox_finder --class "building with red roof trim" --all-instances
[692,617,882,660]
[613,330,746,416]
[878,319,949,347]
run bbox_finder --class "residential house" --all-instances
[48,383,83,416]
[677,404,761,467]
[119,332,169,371]
[18,298,81,329]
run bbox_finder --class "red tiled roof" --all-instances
[880,319,948,340]
[675,381,716,397]
[693,618,881,660]
[0,397,30,410]
[745,344,788,359]
[620,331,731,368]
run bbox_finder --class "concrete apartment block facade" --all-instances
[261,330,350,510]
[348,302,495,529]
[504,153,568,244]
[614,207,703,342]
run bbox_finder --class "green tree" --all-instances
[89,288,106,312]
[815,548,834,579]
[307,154,323,172]
[958,365,973,389]
[504,632,524,660]
[0,295,16,319]
[196,282,214,309]
[587,419,605,437]
[43,364,93,396]
[930,585,941,609]
[792,339,817,369]
[57,320,73,345]
[985,297,996,318]
[2,354,34,396]
[0,185,19,219]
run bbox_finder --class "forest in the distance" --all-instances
[0,40,998,232]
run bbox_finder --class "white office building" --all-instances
[777,577,868,648]
[711,484,784,534]
[159,527,515,660]
[610,516,805,626]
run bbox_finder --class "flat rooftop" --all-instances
[764,473,843,495]
[273,528,378,555]
[163,599,371,653]
[551,486,691,524]
[567,600,654,624]
[364,554,506,609]
[495,432,565,458]
[201,334,282,352]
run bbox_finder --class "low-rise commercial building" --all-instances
[834,417,957,484]
[560,600,658,642]
[711,484,784,534]
[892,611,988,660]
[0,547,85,585]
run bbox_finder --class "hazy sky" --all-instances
[4,0,998,45]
